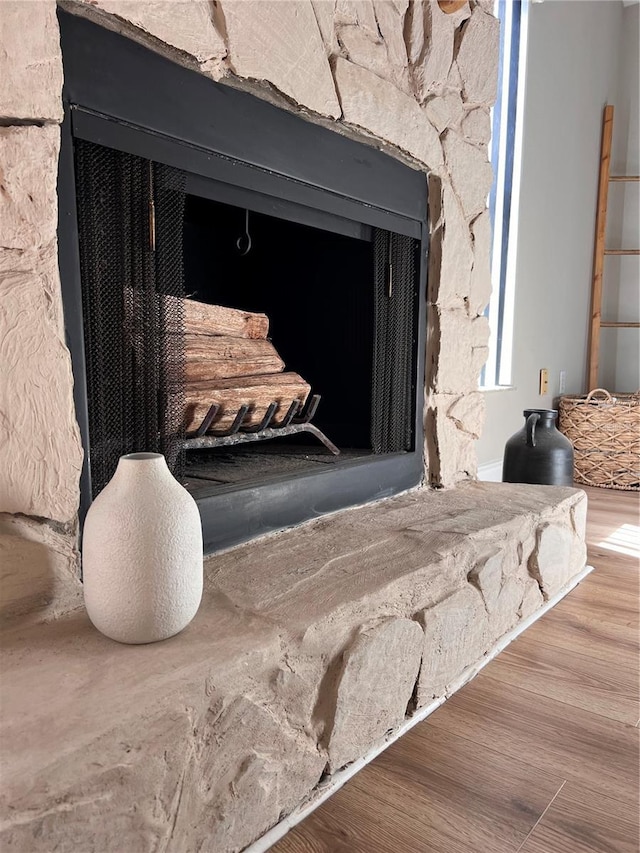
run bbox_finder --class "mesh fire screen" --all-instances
[74,139,186,497]
[372,230,418,454]
[74,139,417,499]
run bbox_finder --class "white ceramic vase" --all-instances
[82,452,203,644]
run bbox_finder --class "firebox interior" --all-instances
[183,194,375,450]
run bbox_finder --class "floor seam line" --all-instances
[475,673,637,727]
[515,779,567,853]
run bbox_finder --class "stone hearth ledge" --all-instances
[0,482,587,853]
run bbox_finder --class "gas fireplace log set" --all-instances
[180,297,312,435]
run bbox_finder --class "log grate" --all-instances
[183,395,340,456]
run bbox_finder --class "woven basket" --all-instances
[559,389,640,490]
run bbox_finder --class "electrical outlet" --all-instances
[559,370,567,395]
[539,368,549,395]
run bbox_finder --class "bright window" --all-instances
[481,0,529,388]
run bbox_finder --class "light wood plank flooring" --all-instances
[273,487,640,853]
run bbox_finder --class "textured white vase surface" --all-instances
[82,453,203,644]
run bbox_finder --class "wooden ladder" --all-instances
[587,104,640,390]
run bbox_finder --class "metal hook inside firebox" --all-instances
[236,209,252,256]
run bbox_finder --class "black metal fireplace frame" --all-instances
[57,10,429,553]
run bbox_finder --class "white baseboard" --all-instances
[477,459,503,482]
[246,564,594,853]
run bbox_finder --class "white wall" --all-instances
[477,0,626,468]
[600,2,639,392]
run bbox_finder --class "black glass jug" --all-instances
[502,409,574,486]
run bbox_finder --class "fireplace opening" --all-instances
[58,9,428,552]
[181,194,419,497]
[74,138,419,502]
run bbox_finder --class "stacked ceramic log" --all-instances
[181,297,310,435]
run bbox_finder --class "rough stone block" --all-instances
[312,0,340,55]
[0,514,82,625]
[65,0,227,78]
[334,57,443,166]
[411,0,469,101]
[426,233,443,315]
[431,396,478,485]
[207,502,459,657]
[571,493,588,541]
[172,696,325,852]
[445,87,465,125]
[334,11,410,96]
[424,95,452,133]
[273,660,322,735]
[221,0,341,118]
[0,602,290,853]
[438,180,474,308]
[468,209,493,316]
[461,105,492,144]
[443,129,494,219]
[447,57,463,89]
[416,585,489,703]
[489,573,526,639]
[468,550,503,612]
[328,617,424,770]
[0,244,83,523]
[520,576,544,619]
[425,89,464,131]
[447,391,485,439]
[457,6,500,105]
[2,706,197,853]
[335,0,380,38]
[570,493,588,575]
[374,0,410,70]
[434,309,490,393]
[470,315,491,383]
[413,2,453,100]
[529,523,575,599]
[404,0,427,65]
[427,391,486,486]
[0,126,60,251]
[0,1,63,122]
[338,21,404,87]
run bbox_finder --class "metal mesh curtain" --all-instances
[75,140,186,497]
[372,230,418,454]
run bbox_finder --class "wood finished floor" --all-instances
[273,487,640,853]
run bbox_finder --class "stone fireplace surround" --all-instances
[1,0,498,584]
[0,3,588,852]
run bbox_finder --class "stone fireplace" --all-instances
[58,11,428,550]
[0,3,588,852]
[1,0,497,603]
